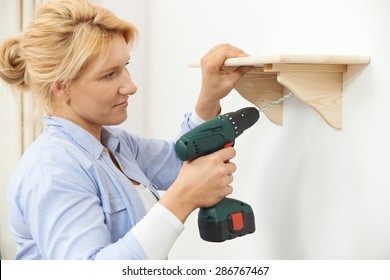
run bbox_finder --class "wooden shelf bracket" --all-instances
[193,55,370,129]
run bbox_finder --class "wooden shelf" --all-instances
[191,55,370,129]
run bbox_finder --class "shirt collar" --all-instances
[44,116,120,159]
[101,127,121,153]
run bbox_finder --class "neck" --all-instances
[74,120,102,141]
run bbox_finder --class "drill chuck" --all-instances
[223,107,260,137]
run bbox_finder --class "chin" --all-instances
[115,114,127,125]
[108,114,127,126]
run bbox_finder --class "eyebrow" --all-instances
[98,55,131,74]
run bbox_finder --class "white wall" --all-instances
[100,0,390,259]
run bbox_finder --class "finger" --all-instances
[213,44,248,56]
[213,147,236,162]
[223,47,249,59]
[225,162,237,176]
[218,184,233,199]
[226,185,233,196]
[202,44,248,68]
[220,65,253,86]
[226,174,234,185]
[238,66,256,74]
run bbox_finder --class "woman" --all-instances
[0,0,251,259]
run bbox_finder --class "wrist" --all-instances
[158,184,195,224]
[195,93,221,120]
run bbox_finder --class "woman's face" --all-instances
[64,33,137,134]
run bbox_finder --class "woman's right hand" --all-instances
[159,147,236,223]
[195,44,252,121]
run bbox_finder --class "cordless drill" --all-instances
[175,107,260,242]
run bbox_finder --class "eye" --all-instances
[124,61,131,73]
[104,72,115,80]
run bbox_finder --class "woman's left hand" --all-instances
[195,44,253,120]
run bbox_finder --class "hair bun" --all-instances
[0,37,28,91]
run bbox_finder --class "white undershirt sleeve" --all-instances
[130,202,185,259]
[190,110,206,126]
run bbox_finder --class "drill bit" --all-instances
[258,93,293,112]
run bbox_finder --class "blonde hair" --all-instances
[0,0,137,117]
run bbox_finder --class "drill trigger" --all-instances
[223,142,234,148]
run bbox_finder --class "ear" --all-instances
[51,81,70,101]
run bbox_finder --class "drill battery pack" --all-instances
[198,198,255,242]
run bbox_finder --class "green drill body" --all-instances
[175,107,260,242]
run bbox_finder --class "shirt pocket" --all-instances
[102,196,130,243]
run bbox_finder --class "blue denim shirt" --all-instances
[7,113,196,259]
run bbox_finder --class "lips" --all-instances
[115,99,128,107]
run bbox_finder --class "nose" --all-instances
[119,81,137,96]
[119,67,137,95]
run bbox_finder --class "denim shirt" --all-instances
[7,113,196,259]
